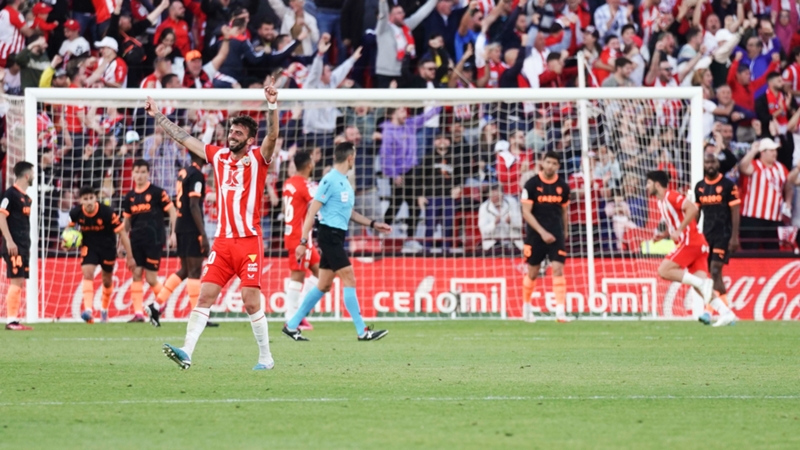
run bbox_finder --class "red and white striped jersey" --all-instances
[657,190,705,246]
[652,75,683,127]
[476,60,506,88]
[741,159,789,222]
[0,6,25,65]
[782,62,800,103]
[205,144,273,239]
[103,57,128,87]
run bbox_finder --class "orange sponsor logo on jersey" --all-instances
[537,195,563,204]
[698,194,723,205]
[130,203,152,214]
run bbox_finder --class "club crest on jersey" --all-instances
[716,186,722,194]
[556,186,563,195]
[241,155,251,166]
[97,219,103,226]
[145,194,152,202]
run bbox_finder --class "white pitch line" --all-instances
[34,337,237,342]
[1,395,798,408]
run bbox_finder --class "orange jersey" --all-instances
[282,175,316,247]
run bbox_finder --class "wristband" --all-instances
[370,220,376,229]
[267,102,278,110]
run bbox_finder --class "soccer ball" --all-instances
[61,229,83,249]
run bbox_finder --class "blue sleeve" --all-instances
[314,178,331,204]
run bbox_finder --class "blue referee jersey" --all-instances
[314,169,354,231]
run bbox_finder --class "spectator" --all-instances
[108,0,170,88]
[375,0,437,87]
[708,122,740,175]
[15,36,50,91]
[380,105,442,240]
[315,0,346,64]
[155,0,192,56]
[567,157,603,255]
[303,40,362,159]
[593,0,630,43]
[31,3,59,41]
[142,133,191,197]
[602,56,635,87]
[773,1,799,54]
[413,130,465,250]
[140,57,173,89]
[252,20,279,55]
[269,0,320,56]
[594,146,622,188]
[604,188,637,251]
[495,128,533,196]
[738,138,799,249]
[86,37,128,88]
[38,54,67,88]
[475,42,504,88]
[783,47,800,104]
[58,19,91,60]
[419,34,452,85]
[727,52,780,127]
[424,0,467,58]
[478,183,523,253]
[538,51,578,88]
[756,72,790,137]
[736,35,777,97]
[455,1,482,62]
[0,0,33,68]
[343,105,382,149]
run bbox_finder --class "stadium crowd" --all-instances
[2,0,800,255]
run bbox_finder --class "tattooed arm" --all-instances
[262,79,280,163]
[143,96,206,160]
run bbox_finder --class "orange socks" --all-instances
[157,274,182,306]
[131,281,144,315]
[523,277,536,304]
[187,279,201,309]
[101,286,113,310]
[82,280,94,311]
[553,276,567,308]
[6,285,21,321]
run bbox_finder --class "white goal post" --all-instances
[16,86,704,323]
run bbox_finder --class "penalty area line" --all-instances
[1,395,799,407]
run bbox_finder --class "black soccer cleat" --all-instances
[282,325,309,341]
[147,304,161,328]
[205,321,220,328]
[358,326,388,341]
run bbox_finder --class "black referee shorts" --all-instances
[317,224,351,272]
[706,233,732,265]
[177,233,207,258]
[81,245,117,273]
[524,232,567,267]
[2,252,29,279]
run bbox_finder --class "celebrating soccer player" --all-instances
[282,150,319,330]
[147,81,280,370]
[0,162,35,331]
[520,151,572,323]
[694,153,740,325]
[122,159,177,324]
[646,171,737,327]
[282,142,392,342]
[69,186,136,323]
[152,152,215,328]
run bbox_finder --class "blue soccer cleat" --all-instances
[698,312,711,325]
[252,360,275,371]
[162,343,191,370]
[81,310,94,324]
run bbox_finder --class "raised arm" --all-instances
[144,96,206,160]
[406,0,438,30]
[262,80,280,163]
[738,141,760,176]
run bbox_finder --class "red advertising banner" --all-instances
[19,257,800,321]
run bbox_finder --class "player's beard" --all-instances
[228,139,247,153]
[704,168,718,178]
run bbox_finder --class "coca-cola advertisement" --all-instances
[7,257,800,321]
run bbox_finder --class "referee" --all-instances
[283,143,392,342]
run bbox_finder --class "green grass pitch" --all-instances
[1,321,799,449]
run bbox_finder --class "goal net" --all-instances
[3,87,703,323]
